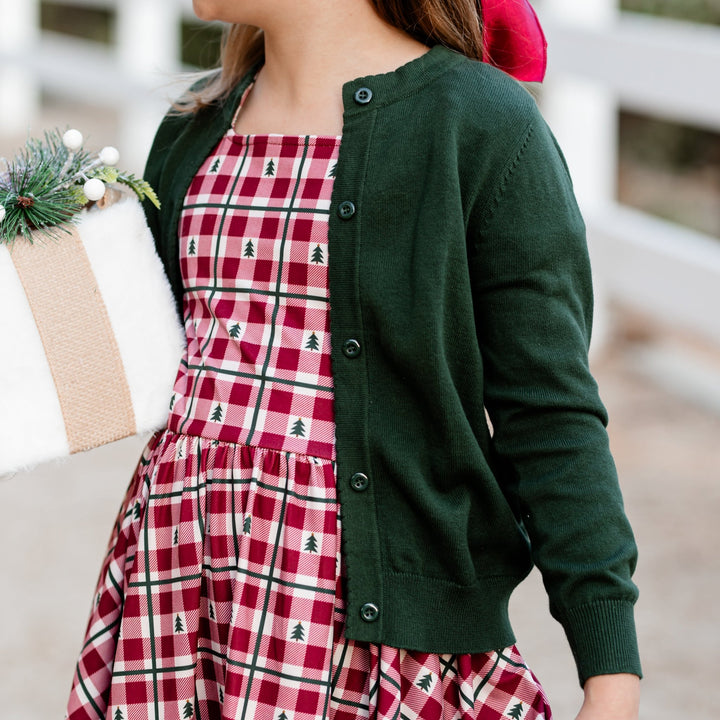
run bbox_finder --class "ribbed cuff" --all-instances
[560,600,642,686]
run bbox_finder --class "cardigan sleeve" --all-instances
[468,114,641,684]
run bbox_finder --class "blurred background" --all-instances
[1,0,719,718]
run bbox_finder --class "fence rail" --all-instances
[2,0,719,347]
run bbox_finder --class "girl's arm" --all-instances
[468,106,641,686]
[576,674,641,720]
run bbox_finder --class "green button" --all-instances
[342,339,361,358]
[360,603,379,622]
[350,472,369,492]
[354,87,373,105]
[337,201,356,220]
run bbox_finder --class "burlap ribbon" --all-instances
[9,207,136,453]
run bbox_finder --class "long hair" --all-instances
[176,1,483,113]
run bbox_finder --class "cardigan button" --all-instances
[350,472,369,492]
[342,339,361,358]
[354,87,373,105]
[360,602,380,623]
[337,200,356,220]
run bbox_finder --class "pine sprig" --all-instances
[113,171,160,209]
[0,128,160,245]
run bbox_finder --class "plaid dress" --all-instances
[66,111,552,720]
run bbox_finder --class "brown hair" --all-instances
[176,0,483,113]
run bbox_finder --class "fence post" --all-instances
[115,0,183,170]
[0,0,40,135]
[537,0,619,353]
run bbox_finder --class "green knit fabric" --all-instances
[142,44,641,685]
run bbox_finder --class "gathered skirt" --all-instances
[66,430,551,720]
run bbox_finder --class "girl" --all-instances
[66,1,641,719]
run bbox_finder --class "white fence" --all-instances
[2,0,720,347]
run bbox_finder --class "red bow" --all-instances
[481,0,547,82]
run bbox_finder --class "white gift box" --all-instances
[0,196,184,475]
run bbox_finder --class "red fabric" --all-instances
[168,132,338,460]
[66,431,552,720]
[482,0,548,82]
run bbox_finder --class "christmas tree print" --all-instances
[290,418,306,437]
[209,604,215,620]
[96,591,101,607]
[183,700,194,718]
[328,162,337,178]
[229,322,242,339]
[114,708,124,720]
[211,404,223,422]
[311,244,324,264]
[507,702,524,719]
[291,622,305,641]
[305,332,320,351]
[264,158,276,176]
[243,516,252,534]
[133,501,141,520]
[417,673,433,693]
[188,237,196,255]
[278,713,289,720]
[244,239,255,258]
[219,687,224,703]
[175,614,184,633]
[209,157,221,173]
[304,534,319,553]
[173,527,179,545]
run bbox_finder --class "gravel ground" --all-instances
[1,336,718,720]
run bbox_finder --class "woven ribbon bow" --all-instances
[482,0,547,82]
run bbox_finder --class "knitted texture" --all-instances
[142,45,641,683]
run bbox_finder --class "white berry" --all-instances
[84,178,106,202]
[99,146,120,166]
[62,129,83,151]
[0,206,5,223]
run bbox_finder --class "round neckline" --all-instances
[228,79,342,144]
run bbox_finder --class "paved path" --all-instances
[1,338,718,719]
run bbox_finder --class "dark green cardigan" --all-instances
[142,44,640,684]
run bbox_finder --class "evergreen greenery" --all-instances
[0,128,159,244]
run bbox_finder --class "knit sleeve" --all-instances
[468,114,642,685]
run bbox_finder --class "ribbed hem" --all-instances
[343,570,522,654]
[560,600,642,685]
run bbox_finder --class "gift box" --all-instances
[0,195,184,475]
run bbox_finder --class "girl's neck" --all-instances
[233,2,430,136]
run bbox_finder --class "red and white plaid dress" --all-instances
[66,98,552,720]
